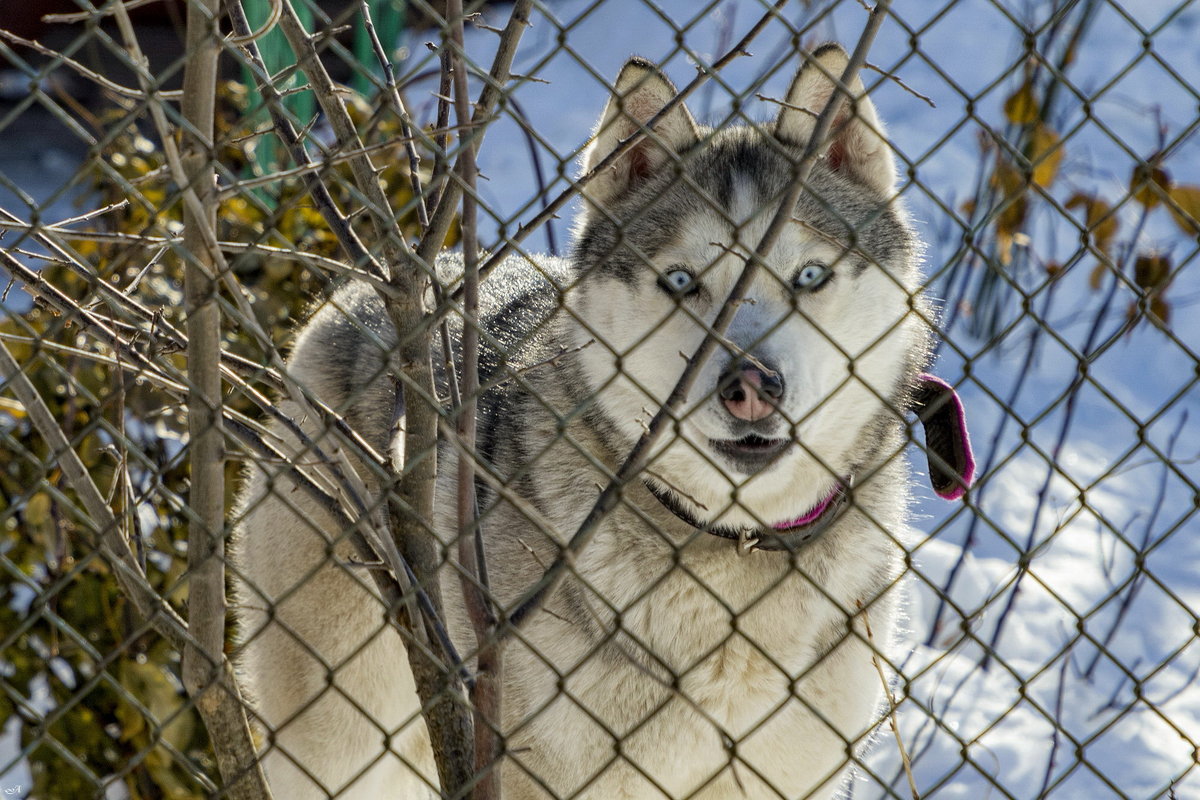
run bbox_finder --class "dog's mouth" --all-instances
[709,434,790,471]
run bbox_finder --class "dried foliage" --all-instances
[0,54,434,800]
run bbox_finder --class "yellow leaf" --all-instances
[996,229,1015,265]
[1150,295,1170,325]
[1065,193,1118,254]
[0,396,25,420]
[144,747,198,800]
[1088,262,1107,290]
[1130,163,1171,208]
[25,491,51,527]
[990,157,1023,196]
[990,157,1028,234]
[1167,184,1200,234]
[264,258,293,282]
[1062,41,1078,69]
[120,659,195,752]
[1134,253,1172,293]
[114,688,147,743]
[75,237,99,259]
[1004,83,1040,124]
[78,433,103,469]
[1030,124,1063,188]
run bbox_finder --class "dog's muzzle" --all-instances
[719,359,783,422]
[642,373,976,553]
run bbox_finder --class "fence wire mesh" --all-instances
[1,0,1198,798]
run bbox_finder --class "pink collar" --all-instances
[772,482,843,531]
[643,478,850,553]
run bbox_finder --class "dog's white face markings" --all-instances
[574,176,920,527]
[566,44,926,530]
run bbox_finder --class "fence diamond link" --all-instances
[1,0,1198,798]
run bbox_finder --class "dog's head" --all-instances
[566,45,968,533]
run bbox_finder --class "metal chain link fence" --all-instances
[1,0,1198,798]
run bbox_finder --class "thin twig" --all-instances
[507,95,560,254]
[43,0,162,22]
[0,29,184,100]
[0,217,384,287]
[1037,656,1071,797]
[214,124,484,201]
[429,43,455,215]
[418,0,534,268]
[0,339,190,648]
[478,338,595,393]
[862,601,919,800]
[756,92,819,116]
[359,0,431,228]
[226,1,382,274]
[864,61,936,107]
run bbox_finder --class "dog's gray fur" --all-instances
[233,44,929,799]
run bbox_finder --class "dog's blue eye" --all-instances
[794,262,832,292]
[659,268,699,297]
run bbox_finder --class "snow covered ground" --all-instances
[4,0,1199,797]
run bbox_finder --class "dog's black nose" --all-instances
[719,360,784,421]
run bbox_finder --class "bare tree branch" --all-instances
[110,0,275,795]
[173,0,225,706]
[266,2,478,791]
[225,0,381,274]
[274,0,411,256]
[0,28,183,100]
[418,0,533,267]
[0,338,188,645]
[442,2,504,795]
[359,0,432,228]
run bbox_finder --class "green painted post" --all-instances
[352,0,407,97]
[240,0,316,205]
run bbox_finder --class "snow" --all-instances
[3,0,1199,796]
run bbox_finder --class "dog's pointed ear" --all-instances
[581,58,700,210]
[775,43,897,195]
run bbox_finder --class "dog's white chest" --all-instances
[505,542,875,800]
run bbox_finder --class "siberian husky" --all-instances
[233,43,973,800]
